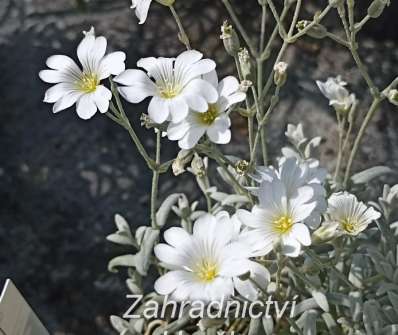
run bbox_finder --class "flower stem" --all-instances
[169,5,191,50]
[221,0,257,57]
[150,131,161,229]
[343,97,381,187]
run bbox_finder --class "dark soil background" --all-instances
[0,0,397,334]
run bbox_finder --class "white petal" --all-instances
[43,83,76,103]
[52,91,83,113]
[219,259,250,277]
[93,85,112,113]
[175,50,203,70]
[234,261,270,301]
[39,70,75,84]
[203,70,219,89]
[193,214,217,240]
[218,76,240,97]
[184,94,208,112]
[154,244,186,268]
[99,51,126,78]
[148,97,169,123]
[76,94,98,119]
[154,270,190,295]
[281,235,301,257]
[46,55,81,74]
[115,70,157,103]
[291,201,316,222]
[77,34,96,71]
[182,59,216,84]
[168,97,189,123]
[178,126,206,149]
[114,69,152,87]
[132,0,152,24]
[207,127,231,145]
[291,223,311,246]
[183,79,218,104]
[164,227,192,249]
[167,120,191,141]
[207,115,231,144]
[218,92,246,111]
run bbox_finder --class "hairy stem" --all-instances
[150,131,161,228]
[169,5,191,50]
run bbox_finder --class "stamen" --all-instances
[341,218,357,234]
[77,73,99,93]
[273,215,294,234]
[197,104,219,125]
[197,259,218,283]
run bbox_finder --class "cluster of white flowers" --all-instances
[153,156,381,302]
[40,30,245,150]
[38,2,397,331]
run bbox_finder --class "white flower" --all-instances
[250,157,327,229]
[167,71,246,149]
[238,178,316,257]
[154,212,251,302]
[316,76,356,112]
[114,50,217,124]
[39,27,126,120]
[130,0,152,24]
[325,192,381,236]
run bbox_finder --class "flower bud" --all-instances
[190,153,208,178]
[220,21,241,56]
[239,80,253,93]
[235,160,250,176]
[312,222,339,244]
[238,48,251,79]
[387,89,398,106]
[273,62,288,87]
[367,0,389,18]
[155,0,175,6]
[297,20,328,39]
[172,149,193,176]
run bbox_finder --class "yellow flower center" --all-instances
[341,218,357,234]
[196,260,218,283]
[273,215,294,234]
[78,73,99,93]
[159,82,181,99]
[197,104,219,125]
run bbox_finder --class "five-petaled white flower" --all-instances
[238,178,316,257]
[39,27,126,120]
[130,0,153,24]
[154,211,252,302]
[167,71,246,149]
[250,157,327,229]
[324,192,381,236]
[316,76,356,113]
[114,50,217,124]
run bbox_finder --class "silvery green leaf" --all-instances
[349,254,367,288]
[156,193,185,227]
[129,318,145,334]
[262,315,274,335]
[303,310,318,335]
[388,291,398,313]
[322,313,339,334]
[248,318,265,335]
[311,290,329,312]
[110,315,133,335]
[351,166,393,184]
[126,271,143,295]
[382,306,398,324]
[209,190,229,202]
[107,214,136,247]
[349,291,363,323]
[326,293,352,308]
[134,228,159,275]
[198,318,225,331]
[221,194,250,206]
[363,300,382,335]
[377,283,398,296]
[292,298,319,317]
[108,255,137,273]
[304,136,322,158]
[381,325,398,335]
